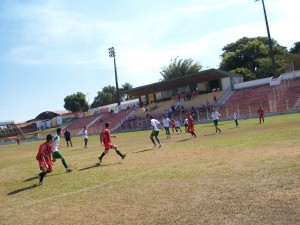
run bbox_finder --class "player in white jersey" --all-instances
[52,128,73,173]
[150,116,162,148]
[82,127,88,148]
[162,116,171,139]
[211,109,221,133]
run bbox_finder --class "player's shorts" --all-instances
[38,159,53,171]
[213,120,219,126]
[188,125,194,132]
[52,151,63,159]
[151,131,159,137]
[104,142,114,151]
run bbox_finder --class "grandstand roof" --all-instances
[125,69,242,96]
[35,111,60,120]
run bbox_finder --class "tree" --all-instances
[230,68,256,81]
[64,92,88,112]
[289,41,300,54]
[120,82,133,100]
[90,85,117,108]
[219,37,288,78]
[160,57,202,80]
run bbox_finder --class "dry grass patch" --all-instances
[1,113,300,224]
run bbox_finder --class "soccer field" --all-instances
[1,114,300,225]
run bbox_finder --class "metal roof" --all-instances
[125,69,242,96]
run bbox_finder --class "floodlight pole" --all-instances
[255,0,277,78]
[109,47,121,106]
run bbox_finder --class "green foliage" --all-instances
[220,36,288,78]
[91,85,117,108]
[64,92,88,112]
[230,68,256,81]
[120,82,133,100]
[160,57,202,80]
[289,41,300,54]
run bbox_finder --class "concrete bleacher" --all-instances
[218,77,300,119]
[63,108,135,135]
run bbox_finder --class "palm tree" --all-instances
[160,57,202,80]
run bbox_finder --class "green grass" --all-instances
[0,113,300,225]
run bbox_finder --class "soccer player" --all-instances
[64,129,73,147]
[149,116,162,148]
[36,134,54,185]
[183,117,189,133]
[170,117,176,134]
[174,118,182,134]
[186,112,197,138]
[52,128,73,173]
[82,127,88,148]
[233,111,239,128]
[98,122,126,164]
[257,106,265,124]
[211,109,221,133]
[162,115,171,139]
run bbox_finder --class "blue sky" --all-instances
[1,0,299,123]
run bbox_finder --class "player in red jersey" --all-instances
[186,112,197,138]
[98,122,126,164]
[36,134,54,185]
[257,106,265,124]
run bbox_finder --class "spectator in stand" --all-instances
[257,106,265,124]
[213,94,217,104]
[64,129,73,147]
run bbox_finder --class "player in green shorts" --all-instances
[52,128,73,173]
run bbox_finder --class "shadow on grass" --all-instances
[203,133,217,137]
[8,184,39,196]
[77,163,121,171]
[177,138,191,142]
[132,148,154,154]
[23,172,65,183]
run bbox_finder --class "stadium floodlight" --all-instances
[255,0,277,78]
[108,47,121,106]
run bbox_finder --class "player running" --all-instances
[36,134,54,185]
[98,122,126,164]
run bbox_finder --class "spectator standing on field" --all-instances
[233,112,239,128]
[64,129,73,147]
[82,127,88,148]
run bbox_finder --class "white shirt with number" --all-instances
[211,111,221,120]
[151,119,161,131]
[162,118,171,127]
